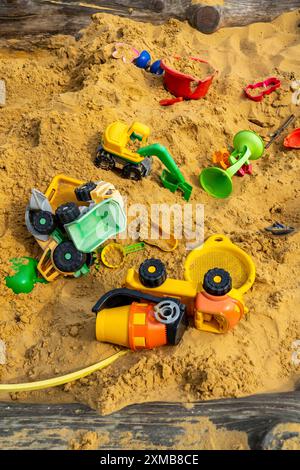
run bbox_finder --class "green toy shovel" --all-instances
[200,131,264,199]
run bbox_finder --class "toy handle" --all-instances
[231,298,245,320]
[227,146,251,178]
[159,97,184,106]
[92,287,181,314]
[123,242,145,255]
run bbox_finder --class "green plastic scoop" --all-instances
[200,130,264,199]
[5,257,47,294]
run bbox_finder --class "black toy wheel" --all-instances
[139,258,167,288]
[203,268,232,296]
[55,202,80,226]
[52,241,87,273]
[75,181,97,202]
[31,210,56,235]
[122,164,143,181]
[95,149,115,170]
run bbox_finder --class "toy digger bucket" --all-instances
[160,170,193,202]
[200,131,264,198]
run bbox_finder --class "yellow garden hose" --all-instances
[0,350,128,393]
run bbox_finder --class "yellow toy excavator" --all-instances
[95,121,193,201]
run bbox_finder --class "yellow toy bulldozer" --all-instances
[95,121,193,201]
[95,121,152,180]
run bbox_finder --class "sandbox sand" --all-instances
[0,10,299,421]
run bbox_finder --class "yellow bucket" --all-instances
[184,234,255,295]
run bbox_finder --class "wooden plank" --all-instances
[0,391,300,449]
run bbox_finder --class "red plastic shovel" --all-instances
[284,128,300,149]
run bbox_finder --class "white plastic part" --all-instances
[0,340,6,365]
[0,80,6,108]
[154,300,180,324]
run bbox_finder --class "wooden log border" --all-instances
[1,391,300,449]
[0,1,300,37]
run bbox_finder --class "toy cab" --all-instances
[102,121,150,164]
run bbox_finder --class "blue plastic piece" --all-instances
[150,60,164,75]
[134,50,151,69]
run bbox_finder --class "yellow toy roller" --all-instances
[184,234,255,295]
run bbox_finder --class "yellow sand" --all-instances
[0,11,299,421]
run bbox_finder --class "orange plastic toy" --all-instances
[195,291,244,333]
[93,287,187,350]
[283,128,300,149]
[212,148,230,170]
[128,302,167,350]
[194,268,244,333]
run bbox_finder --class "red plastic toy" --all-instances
[244,77,281,102]
[160,57,217,106]
[283,128,300,149]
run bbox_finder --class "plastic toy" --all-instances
[265,114,296,149]
[124,260,245,334]
[5,257,47,294]
[112,43,139,63]
[194,268,244,333]
[159,57,216,106]
[26,175,126,282]
[100,242,145,269]
[95,121,193,201]
[200,130,264,198]
[133,50,164,75]
[150,60,164,75]
[93,288,187,350]
[291,80,300,106]
[141,222,178,252]
[265,222,295,236]
[212,148,252,177]
[91,236,254,347]
[0,80,6,108]
[0,350,127,393]
[184,234,255,295]
[283,128,300,149]
[212,148,230,170]
[134,50,151,69]
[244,77,281,102]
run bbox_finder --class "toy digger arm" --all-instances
[138,143,185,183]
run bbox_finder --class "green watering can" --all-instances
[200,131,265,199]
[5,257,47,294]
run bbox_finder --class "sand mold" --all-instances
[0,11,299,425]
